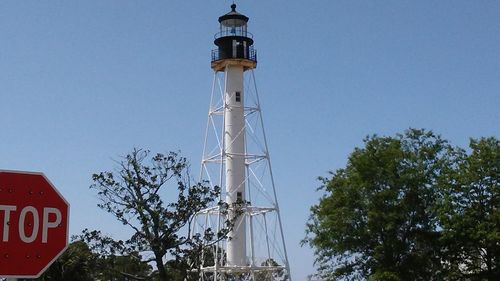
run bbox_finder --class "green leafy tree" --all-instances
[101,253,153,281]
[438,137,499,280]
[84,235,153,281]
[304,129,454,280]
[89,148,230,281]
[27,237,152,281]
[32,240,97,281]
[255,259,286,281]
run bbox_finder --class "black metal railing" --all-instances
[214,29,254,40]
[211,47,257,62]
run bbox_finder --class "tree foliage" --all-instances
[88,148,223,281]
[305,129,499,281]
[254,259,287,281]
[439,137,500,280]
[33,240,97,281]
[19,238,152,281]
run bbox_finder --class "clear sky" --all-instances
[1,1,499,280]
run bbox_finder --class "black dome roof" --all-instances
[218,4,249,23]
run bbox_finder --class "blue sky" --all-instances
[1,1,499,280]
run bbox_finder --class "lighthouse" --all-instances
[214,3,255,267]
[195,4,291,280]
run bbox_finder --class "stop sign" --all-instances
[0,170,69,278]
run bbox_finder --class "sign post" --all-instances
[0,170,69,279]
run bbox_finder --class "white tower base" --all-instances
[193,69,291,281]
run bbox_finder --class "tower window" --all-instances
[237,192,243,201]
[235,92,241,102]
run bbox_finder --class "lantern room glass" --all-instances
[219,19,249,38]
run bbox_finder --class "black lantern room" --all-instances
[211,4,257,70]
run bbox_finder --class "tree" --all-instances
[24,237,152,281]
[89,148,224,281]
[304,129,454,280]
[438,137,499,280]
[78,229,153,280]
[31,240,97,281]
[99,252,153,281]
[255,259,287,281]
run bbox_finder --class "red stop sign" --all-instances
[0,170,69,278]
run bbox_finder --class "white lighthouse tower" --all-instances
[194,4,291,281]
